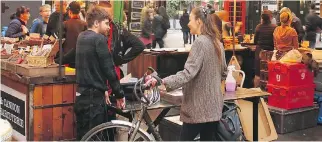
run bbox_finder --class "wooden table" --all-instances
[161,87,270,141]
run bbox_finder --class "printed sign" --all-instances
[0,85,27,140]
[131,12,141,20]
[132,1,145,9]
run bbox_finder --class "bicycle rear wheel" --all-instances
[81,121,153,141]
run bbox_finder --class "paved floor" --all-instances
[277,125,322,141]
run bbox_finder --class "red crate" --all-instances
[267,84,315,110]
[268,61,314,87]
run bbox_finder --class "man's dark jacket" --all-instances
[46,12,69,37]
[180,13,190,32]
[5,19,26,38]
[305,11,322,41]
[110,22,145,66]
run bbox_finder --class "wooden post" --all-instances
[232,0,236,56]
[320,0,322,17]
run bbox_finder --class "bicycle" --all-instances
[81,67,164,141]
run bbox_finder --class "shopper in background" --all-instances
[55,1,87,68]
[180,9,190,46]
[74,6,125,140]
[140,2,154,29]
[5,6,30,38]
[305,4,322,48]
[30,4,51,36]
[141,9,154,49]
[253,10,277,87]
[279,7,305,44]
[46,0,69,37]
[147,7,227,141]
[273,11,299,60]
[152,6,170,48]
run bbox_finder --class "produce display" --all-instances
[1,34,61,67]
[242,34,254,44]
[223,36,239,49]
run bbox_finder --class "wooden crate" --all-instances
[1,54,12,59]
[6,62,17,73]
[16,64,63,77]
[32,84,77,141]
[1,59,8,70]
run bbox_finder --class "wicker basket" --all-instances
[26,40,59,67]
[26,56,55,67]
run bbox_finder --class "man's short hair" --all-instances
[86,6,109,28]
[68,1,81,14]
[39,4,50,12]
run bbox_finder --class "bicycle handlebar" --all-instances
[133,67,162,106]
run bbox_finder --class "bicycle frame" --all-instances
[129,105,162,141]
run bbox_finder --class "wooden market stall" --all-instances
[1,70,76,141]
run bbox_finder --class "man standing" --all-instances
[180,9,190,46]
[30,4,51,36]
[55,1,87,67]
[305,4,322,48]
[74,6,125,140]
[46,0,69,37]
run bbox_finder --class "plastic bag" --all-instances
[271,49,302,63]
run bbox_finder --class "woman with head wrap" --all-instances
[279,7,305,44]
[273,11,299,60]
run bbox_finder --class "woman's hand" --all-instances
[21,25,29,35]
[144,75,164,88]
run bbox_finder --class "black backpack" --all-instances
[162,19,170,30]
[217,101,245,141]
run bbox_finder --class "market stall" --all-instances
[0,34,77,141]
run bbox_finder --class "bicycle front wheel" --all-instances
[81,120,153,141]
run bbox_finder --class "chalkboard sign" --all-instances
[129,22,141,32]
[132,1,144,9]
[1,90,26,136]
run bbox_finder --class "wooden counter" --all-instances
[1,70,77,141]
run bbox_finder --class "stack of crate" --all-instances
[267,61,315,109]
[267,61,318,134]
[259,50,274,91]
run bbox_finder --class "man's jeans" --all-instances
[183,31,189,44]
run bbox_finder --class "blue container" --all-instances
[2,26,8,37]
[314,92,322,124]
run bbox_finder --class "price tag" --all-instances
[26,46,31,52]
[43,44,52,50]
[4,43,14,54]
[32,46,38,55]
[19,48,24,54]
[43,34,49,40]
[49,36,56,42]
